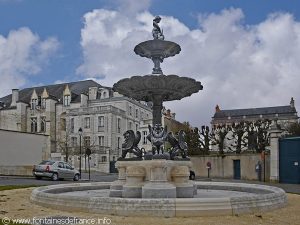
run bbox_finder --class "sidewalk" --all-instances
[196,177,300,194]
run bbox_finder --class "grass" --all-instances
[0,185,38,225]
[0,185,40,191]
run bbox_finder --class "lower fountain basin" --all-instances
[30,181,287,217]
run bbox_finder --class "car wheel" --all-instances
[73,174,79,181]
[51,173,59,181]
[35,176,42,180]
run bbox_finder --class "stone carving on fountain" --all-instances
[168,130,189,160]
[120,130,143,160]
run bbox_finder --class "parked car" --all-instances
[189,170,196,180]
[33,160,80,181]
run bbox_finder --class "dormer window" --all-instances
[41,98,46,109]
[31,98,37,109]
[63,85,71,106]
[63,95,71,106]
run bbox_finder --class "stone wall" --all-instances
[0,129,50,176]
[190,153,270,181]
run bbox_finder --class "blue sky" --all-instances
[1,0,300,126]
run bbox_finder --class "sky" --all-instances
[1,0,300,127]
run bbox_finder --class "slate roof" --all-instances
[213,105,298,119]
[0,80,103,108]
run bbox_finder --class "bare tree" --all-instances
[210,125,230,155]
[227,122,247,154]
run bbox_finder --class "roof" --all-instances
[213,105,297,119]
[0,80,103,108]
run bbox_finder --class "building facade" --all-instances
[0,80,153,172]
[211,98,298,128]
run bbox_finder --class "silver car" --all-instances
[33,160,80,181]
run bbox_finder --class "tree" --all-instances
[210,125,230,155]
[198,126,211,155]
[185,127,201,155]
[254,120,271,153]
[287,122,300,136]
[227,122,247,154]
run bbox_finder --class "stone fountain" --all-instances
[110,15,202,199]
[30,16,287,217]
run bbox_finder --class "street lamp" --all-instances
[78,127,83,179]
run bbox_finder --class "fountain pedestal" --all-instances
[109,159,195,198]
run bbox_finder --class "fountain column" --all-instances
[152,95,163,125]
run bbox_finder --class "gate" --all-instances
[109,160,118,173]
[279,137,300,184]
[233,160,241,180]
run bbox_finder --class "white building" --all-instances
[0,80,152,173]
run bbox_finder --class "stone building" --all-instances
[211,98,298,128]
[0,80,153,172]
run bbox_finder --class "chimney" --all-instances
[80,93,88,107]
[11,89,19,107]
[290,97,295,108]
[89,87,98,100]
[215,104,221,112]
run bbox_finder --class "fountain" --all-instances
[31,16,287,217]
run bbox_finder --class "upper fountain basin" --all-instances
[134,40,181,59]
[112,74,203,102]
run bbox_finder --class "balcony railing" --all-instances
[67,105,126,116]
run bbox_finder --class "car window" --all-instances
[58,162,64,168]
[65,163,72,170]
[39,161,55,165]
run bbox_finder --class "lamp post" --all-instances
[78,127,83,179]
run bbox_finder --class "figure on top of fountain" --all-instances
[152,16,165,40]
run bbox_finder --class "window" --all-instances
[31,99,37,109]
[129,122,132,130]
[41,98,46,109]
[117,118,121,133]
[103,92,107,98]
[99,136,104,146]
[70,118,74,133]
[60,118,66,130]
[135,109,139,118]
[129,106,132,116]
[143,131,148,144]
[65,163,72,170]
[71,137,77,147]
[84,117,90,129]
[63,95,71,106]
[101,156,107,162]
[117,137,121,149]
[136,124,138,132]
[83,136,90,147]
[40,116,46,133]
[38,96,41,106]
[30,117,37,133]
[98,116,104,131]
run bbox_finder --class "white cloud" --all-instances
[0,27,59,97]
[78,7,300,127]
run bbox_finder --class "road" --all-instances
[0,173,299,195]
[0,172,118,186]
